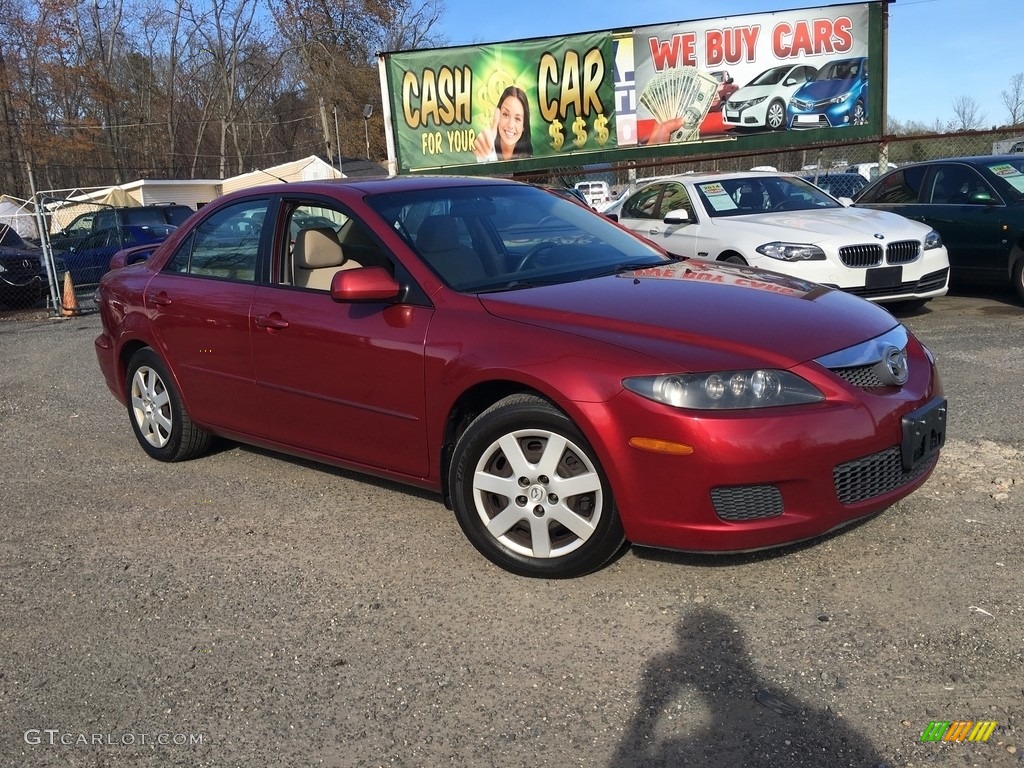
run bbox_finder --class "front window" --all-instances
[366,184,668,292]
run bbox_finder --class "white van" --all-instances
[574,181,612,208]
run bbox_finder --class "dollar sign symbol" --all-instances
[572,117,587,148]
[594,115,609,145]
[549,120,564,151]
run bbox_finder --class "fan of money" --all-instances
[638,67,720,142]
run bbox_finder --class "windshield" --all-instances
[366,184,669,292]
[813,59,862,81]
[694,176,843,218]
[749,66,790,86]
[981,158,1024,202]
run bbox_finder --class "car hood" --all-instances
[479,260,899,371]
[731,83,790,101]
[709,207,929,242]
[794,80,858,101]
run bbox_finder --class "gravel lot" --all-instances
[1,290,1021,767]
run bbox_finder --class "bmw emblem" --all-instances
[873,233,885,240]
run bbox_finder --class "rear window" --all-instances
[165,207,195,226]
[124,209,168,227]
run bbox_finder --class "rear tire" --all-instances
[449,394,626,578]
[125,348,212,462]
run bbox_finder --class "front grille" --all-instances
[885,240,920,265]
[839,244,882,267]
[833,446,935,505]
[832,365,887,389]
[711,485,784,521]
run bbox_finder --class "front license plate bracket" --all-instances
[901,397,947,471]
[867,265,902,290]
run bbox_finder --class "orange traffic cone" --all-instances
[61,271,81,317]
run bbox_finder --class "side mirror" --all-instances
[837,197,854,207]
[330,266,401,302]
[663,208,691,225]
[968,190,995,205]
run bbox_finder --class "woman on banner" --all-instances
[473,85,533,162]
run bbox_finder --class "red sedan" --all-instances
[94,176,946,577]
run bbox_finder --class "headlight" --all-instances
[736,96,767,109]
[756,242,826,261]
[623,370,824,410]
[924,230,943,250]
[830,92,852,105]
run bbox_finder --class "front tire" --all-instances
[1012,258,1024,304]
[449,394,625,578]
[851,100,867,125]
[125,348,212,462]
[766,100,786,131]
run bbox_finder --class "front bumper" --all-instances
[574,342,943,552]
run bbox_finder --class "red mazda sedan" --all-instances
[94,176,946,578]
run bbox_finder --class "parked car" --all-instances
[722,63,818,131]
[0,225,48,308]
[605,171,949,309]
[708,70,739,111]
[573,181,612,208]
[63,224,177,287]
[788,57,869,130]
[800,171,870,200]
[49,203,194,253]
[95,176,946,578]
[854,155,1024,301]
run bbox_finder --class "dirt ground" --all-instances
[0,291,1021,767]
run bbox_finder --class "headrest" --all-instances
[295,227,345,269]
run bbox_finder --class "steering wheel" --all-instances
[516,241,557,271]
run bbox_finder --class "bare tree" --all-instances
[950,95,985,131]
[1001,72,1024,127]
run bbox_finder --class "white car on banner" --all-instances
[722,63,819,132]
[605,172,950,308]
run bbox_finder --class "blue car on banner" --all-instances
[787,57,868,130]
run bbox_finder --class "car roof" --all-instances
[221,174,519,200]
[631,170,799,185]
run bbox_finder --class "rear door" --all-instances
[147,197,269,436]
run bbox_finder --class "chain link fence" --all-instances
[3,127,1023,319]
[541,127,1024,197]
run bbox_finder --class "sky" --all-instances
[435,0,1020,128]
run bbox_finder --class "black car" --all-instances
[0,225,48,309]
[854,155,1024,301]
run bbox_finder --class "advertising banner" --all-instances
[385,33,615,173]
[380,2,880,174]
[632,4,872,145]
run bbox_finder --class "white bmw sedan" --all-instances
[607,171,949,309]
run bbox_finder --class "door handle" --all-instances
[147,292,172,306]
[255,314,289,330]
